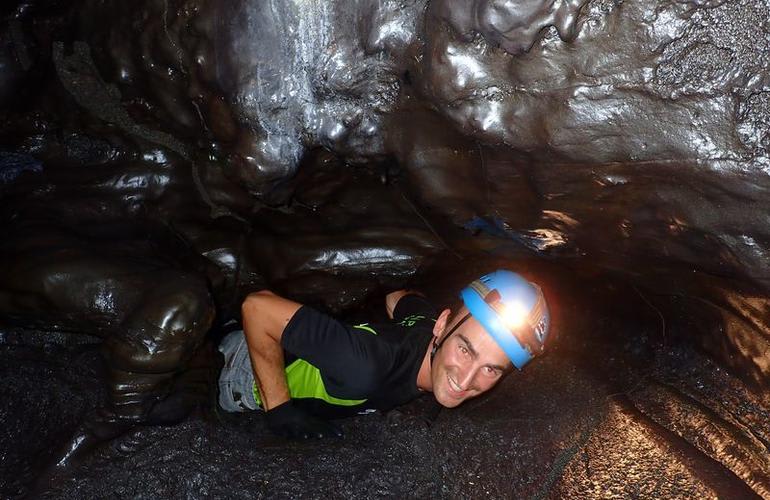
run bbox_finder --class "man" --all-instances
[218,270,551,438]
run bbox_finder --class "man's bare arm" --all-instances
[241,290,302,410]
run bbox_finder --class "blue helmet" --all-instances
[460,270,550,370]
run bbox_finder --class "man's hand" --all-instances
[265,400,343,439]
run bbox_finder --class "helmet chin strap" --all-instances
[430,312,471,365]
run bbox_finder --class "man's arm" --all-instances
[241,290,300,410]
[385,290,424,319]
[241,290,342,439]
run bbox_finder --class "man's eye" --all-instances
[459,345,469,355]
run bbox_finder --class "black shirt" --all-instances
[280,294,436,417]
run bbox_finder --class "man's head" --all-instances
[429,270,551,408]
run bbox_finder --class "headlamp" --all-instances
[468,277,547,358]
[497,301,529,330]
[438,270,551,370]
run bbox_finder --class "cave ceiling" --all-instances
[0,0,769,392]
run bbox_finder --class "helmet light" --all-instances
[498,301,529,330]
[462,271,550,369]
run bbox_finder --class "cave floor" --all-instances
[1,326,768,499]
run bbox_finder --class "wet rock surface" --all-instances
[2,312,768,498]
[1,0,770,496]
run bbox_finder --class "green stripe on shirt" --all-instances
[253,358,367,408]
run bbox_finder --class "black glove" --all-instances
[265,400,343,439]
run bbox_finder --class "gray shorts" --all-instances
[218,330,260,412]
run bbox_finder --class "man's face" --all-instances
[431,310,511,408]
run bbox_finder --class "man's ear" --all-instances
[433,308,451,338]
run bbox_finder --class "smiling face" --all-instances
[430,309,512,408]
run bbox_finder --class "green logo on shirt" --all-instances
[399,315,425,327]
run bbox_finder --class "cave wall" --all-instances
[0,0,768,392]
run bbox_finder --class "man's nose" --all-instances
[456,363,479,390]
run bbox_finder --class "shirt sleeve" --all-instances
[392,293,437,324]
[280,306,392,399]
